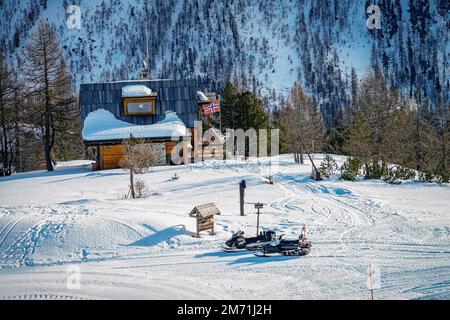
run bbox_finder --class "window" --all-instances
[123,97,156,115]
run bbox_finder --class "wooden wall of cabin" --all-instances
[99,145,126,170]
[99,142,169,170]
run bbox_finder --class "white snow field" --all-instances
[0,155,449,300]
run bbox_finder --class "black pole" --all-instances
[239,180,246,216]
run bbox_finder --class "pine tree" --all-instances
[220,83,269,132]
[320,154,338,179]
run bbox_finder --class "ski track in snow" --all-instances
[0,156,449,299]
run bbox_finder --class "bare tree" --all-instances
[281,82,324,163]
[434,94,450,174]
[0,53,17,175]
[23,21,77,171]
[120,135,158,199]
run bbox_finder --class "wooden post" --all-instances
[295,129,321,181]
[240,180,246,216]
[196,219,200,238]
[210,222,215,236]
[218,96,222,133]
[369,263,374,300]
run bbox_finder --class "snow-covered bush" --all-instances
[134,179,149,198]
[340,157,362,181]
[382,166,416,185]
[418,171,435,183]
[364,161,388,180]
[435,172,450,184]
[417,169,450,184]
[433,165,450,184]
[320,154,338,179]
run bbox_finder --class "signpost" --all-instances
[255,203,264,235]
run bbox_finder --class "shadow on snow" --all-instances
[127,225,190,247]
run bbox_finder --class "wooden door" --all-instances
[100,145,126,170]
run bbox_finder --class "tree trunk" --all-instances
[13,92,21,172]
[44,110,53,171]
[413,114,423,171]
[129,168,136,199]
[0,96,9,174]
[299,145,304,164]
[43,38,54,172]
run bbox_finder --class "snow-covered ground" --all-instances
[0,155,449,300]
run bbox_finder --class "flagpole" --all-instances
[218,95,222,132]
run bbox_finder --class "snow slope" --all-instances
[0,155,449,300]
[2,0,448,111]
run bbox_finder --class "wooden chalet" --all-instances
[80,77,218,170]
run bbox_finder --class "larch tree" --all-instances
[280,82,324,164]
[0,53,16,175]
[434,94,450,176]
[383,100,416,168]
[344,109,372,163]
[23,21,76,172]
[410,100,439,173]
[345,70,397,172]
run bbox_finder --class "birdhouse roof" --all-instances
[189,203,221,218]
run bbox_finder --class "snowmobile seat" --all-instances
[279,240,299,250]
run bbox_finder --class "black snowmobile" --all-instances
[222,230,277,252]
[254,227,312,257]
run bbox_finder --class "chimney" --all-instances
[140,68,149,80]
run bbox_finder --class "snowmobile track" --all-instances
[0,216,27,249]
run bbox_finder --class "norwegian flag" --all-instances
[202,103,213,115]
[202,100,221,115]
[212,100,221,113]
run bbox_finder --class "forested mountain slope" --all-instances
[1,0,448,125]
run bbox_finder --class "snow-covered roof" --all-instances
[197,91,209,102]
[189,203,221,218]
[82,109,187,142]
[122,85,153,97]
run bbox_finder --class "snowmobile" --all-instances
[222,230,277,252]
[254,226,312,257]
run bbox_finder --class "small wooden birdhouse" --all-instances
[189,203,221,237]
